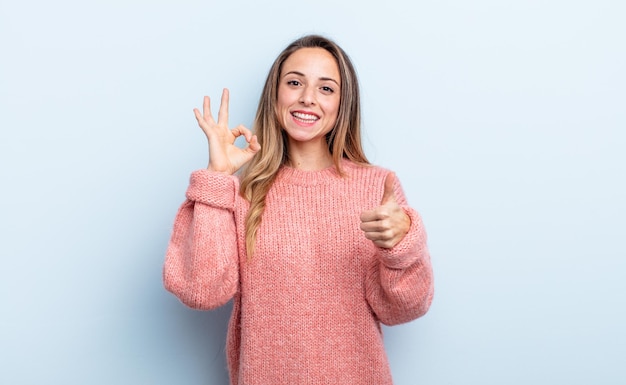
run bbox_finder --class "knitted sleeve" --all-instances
[365,176,434,326]
[163,170,240,310]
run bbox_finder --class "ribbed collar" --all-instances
[275,159,354,187]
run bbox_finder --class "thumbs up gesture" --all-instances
[360,172,411,249]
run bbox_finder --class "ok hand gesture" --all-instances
[193,88,260,174]
[360,172,411,249]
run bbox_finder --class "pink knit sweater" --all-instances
[163,159,434,385]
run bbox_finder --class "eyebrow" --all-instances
[284,71,340,86]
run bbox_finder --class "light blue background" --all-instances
[1,1,624,384]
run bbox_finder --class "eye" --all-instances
[320,86,334,93]
[287,80,301,86]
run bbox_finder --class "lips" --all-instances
[291,111,320,123]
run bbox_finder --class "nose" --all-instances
[299,86,315,106]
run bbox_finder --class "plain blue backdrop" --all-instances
[1,1,624,384]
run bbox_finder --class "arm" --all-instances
[164,89,260,309]
[362,173,434,325]
[163,170,241,310]
[365,207,434,325]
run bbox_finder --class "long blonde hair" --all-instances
[239,35,369,257]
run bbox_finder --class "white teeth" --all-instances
[292,112,318,121]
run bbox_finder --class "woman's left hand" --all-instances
[360,173,411,249]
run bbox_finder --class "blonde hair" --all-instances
[239,35,369,257]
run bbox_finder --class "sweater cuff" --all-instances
[185,169,239,210]
[376,207,427,270]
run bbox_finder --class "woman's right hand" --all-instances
[193,88,260,174]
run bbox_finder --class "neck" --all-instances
[287,139,333,171]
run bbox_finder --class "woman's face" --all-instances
[276,47,341,147]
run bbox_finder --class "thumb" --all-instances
[380,172,397,205]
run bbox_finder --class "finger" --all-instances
[362,230,378,241]
[360,206,392,222]
[202,96,215,122]
[232,124,253,141]
[360,220,387,232]
[374,239,396,249]
[193,107,203,122]
[247,135,261,153]
[217,88,229,125]
[360,209,380,223]
[380,172,397,205]
[362,229,394,243]
[362,225,398,247]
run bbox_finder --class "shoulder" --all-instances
[339,160,397,202]
[340,159,410,202]
[340,159,392,181]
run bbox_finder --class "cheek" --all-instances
[324,98,341,119]
[277,88,297,109]
[275,95,290,125]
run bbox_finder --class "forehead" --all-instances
[281,47,340,79]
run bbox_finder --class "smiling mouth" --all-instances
[292,111,319,123]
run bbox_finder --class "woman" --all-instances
[164,35,434,385]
